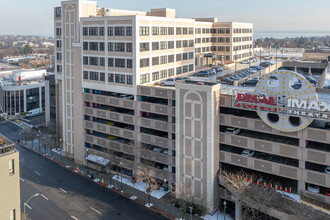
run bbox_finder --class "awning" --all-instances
[86,154,109,166]
[204,53,217,58]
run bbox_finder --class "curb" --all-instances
[18,143,175,220]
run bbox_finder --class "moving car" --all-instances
[241,149,255,157]
[26,108,43,117]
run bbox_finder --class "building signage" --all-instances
[232,70,330,132]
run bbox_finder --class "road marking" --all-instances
[71,216,78,220]
[59,187,67,193]
[90,207,102,215]
[20,177,24,182]
[25,203,32,210]
[41,194,48,200]
[34,171,41,176]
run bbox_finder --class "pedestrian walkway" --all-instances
[11,119,32,129]
[18,138,202,220]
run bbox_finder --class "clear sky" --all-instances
[1,0,330,35]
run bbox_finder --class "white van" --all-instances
[26,108,43,117]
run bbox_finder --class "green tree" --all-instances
[23,45,32,55]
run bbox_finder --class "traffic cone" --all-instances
[257,181,259,185]
[289,188,291,193]
[250,179,253,184]
[275,185,278,190]
[264,182,266,187]
[270,184,272,189]
[285,187,287,192]
[245,178,248,182]
[76,167,79,172]
[280,186,282,191]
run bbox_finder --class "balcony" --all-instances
[84,107,134,125]
[85,120,134,140]
[141,148,175,166]
[138,117,171,132]
[83,93,134,110]
[302,169,330,188]
[137,102,175,116]
[140,133,175,149]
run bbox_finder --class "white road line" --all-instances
[34,171,41,176]
[41,194,49,200]
[20,177,24,182]
[71,216,78,220]
[25,203,32,210]
[90,207,102,215]
[59,187,67,193]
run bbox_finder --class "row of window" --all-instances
[233,28,253,34]
[56,28,61,36]
[195,37,231,44]
[233,36,253,42]
[140,64,193,84]
[83,56,133,68]
[140,52,193,68]
[83,42,133,52]
[83,26,133,36]
[139,40,194,52]
[83,71,133,85]
[233,52,253,60]
[195,28,230,34]
[233,44,253,51]
[140,27,194,36]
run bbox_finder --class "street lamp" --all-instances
[120,161,123,193]
[86,148,89,175]
[189,205,193,220]
[24,193,39,220]
[223,200,227,220]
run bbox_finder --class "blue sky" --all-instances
[1,0,330,35]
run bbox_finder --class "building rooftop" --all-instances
[0,134,15,157]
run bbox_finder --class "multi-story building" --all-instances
[0,134,20,220]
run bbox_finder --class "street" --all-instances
[0,122,167,220]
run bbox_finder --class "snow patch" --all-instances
[145,203,153,208]
[86,154,109,166]
[130,196,137,200]
[202,211,233,220]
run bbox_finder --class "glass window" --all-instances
[168,68,174,76]
[189,64,193,71]
[89,57,98,65]
[152,72,159,81]
[100,72,105,81]
[115,27,125,36]
[160,56,167,64]
[99,27,104,36]
[183,65,188,73]
[89,42,98,51]
[160,41,167,50]
[115,74,126,83]
[176,54,181,61]
[152,57,159,66]
[126,43,132,52]
[108,58,113,67]
[100,58,105,66]
[226,28,230,33]
[182,53,188,60]
[82,41,87,50]
[83,71,88,80]
[140,58,149,67]
[108,73,114,82]
[176,66,182,75]
[108,42,113,51]
[183,40,188,47]
[168,41,174,49]
[160,70,167,79]
[168,27,174,35]
[189,52,194,59]
[89,27,98,36]
[189,40,194,47]
[140,43,149,52]
[182,27,188,34]
[83,27,88,36]
[90,71,98,80]
[176,40,181,48]
[100,42,105,51]
[152,27,159,35]
[127,59,133,68]
[139,27,149,36]
[127,75,133,85]
[107,27,113,36]
[115,59,125,68]
[168,55,174,63]
[176,27,181,35]
[160,27,167,35]
[152,42,159,50]
[126,27,132,36]
[115,43,125,52]
[140,73,150,84]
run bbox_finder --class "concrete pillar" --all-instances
[308,67,312,76]
[39,86,42,109]
[294,66,297,72]
[23,89,27,112]
[235,200,242,220]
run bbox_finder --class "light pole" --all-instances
[164,179,167,211]
[120,161,123,192]
[37,130,41,152]
[223,200,227,220]
[189,205,193,220]
[86,148,89,175]
[24,193,39,220]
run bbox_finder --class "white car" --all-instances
[325,166,330,174]
[307,184,320,194]
[225,127,241,135]
[153,147,162,153]
[160,78,175,86]
[241,149,255,157]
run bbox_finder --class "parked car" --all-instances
[242,79,258,87]
[241,149,255,157]
[324,188,330,196]
[153,147,162,153]
[194,70,211,77]
[324,85,330,89]
[210,69,216,75]
[307,184,320,194]
[216,66,223,72]
[160,78,176,86]
[240,60,250,64]
[325,166,330,174]
[225,127,241,135]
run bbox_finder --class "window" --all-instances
[126,43,132,52]
[56,28,61,35]
[152,42,159,50]
[83,27,88,36]
[182,53,188,60]
[160,27,167,35]
[160,56,167,64]
[226,28,230,33]
[100,42,105,51]
[218,28,225,33]
[189,64,193,71]
[168,55,174,63]
[189,52,194,59]
[89,27,98,36]
[10,209,15,220]
[107,27,113,36]
[115,59,125,68]
[160,41,167,50]
[176,27,181,35]
[100,58,105,66]
[83,56,88,65]
[115,43,125,52]
[176,66,182,75]
[90,71,98,80]
[140,73,150,84]
[56,53,62,61]
[152,27,159,35]
[99,27,104,36]
[183,65,188,73]
[83,71,88,80]
[152,72,159,81]
[9,159,14,174]
[140,27,149,36]
[100,72,105,81]
[182,27,188,35]
[127,59,133,68]
[160,70,167,79]
[196,28,201,34]
[89,57,98,65]
[152,57,159,66]
[126,26,132,36]
[108,73,114,82]
[226,46,230,52]
[115,27,125,36]
[57,65,62,72]
[140,58,149,67]
[56,40,61,48]
[211,37,217,43]
[108,42,113,51]
[108,58,113,67]
[176,54,181,61]
[168,27,174,35]
[176,40,181,48]
[189,40,194,47]
[168,41,174,49]
[168,68,174,76]
[127,75,133,85]
[115,74,126,83]
[140,43,149,52]
[189,27,194,34]
[89,42,98,51]
[226,37,230,43]
[83,42,88,50]
[182,40,188,48]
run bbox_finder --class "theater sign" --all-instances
[232,70,330,132]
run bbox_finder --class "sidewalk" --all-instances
[18,139,202,220]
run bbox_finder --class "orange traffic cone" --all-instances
[264,182,267,187]
[270,184,272,189]
[285,187,287,192]
[275,185,278,190]
[250,179,253,184]
[289,188,291,193]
